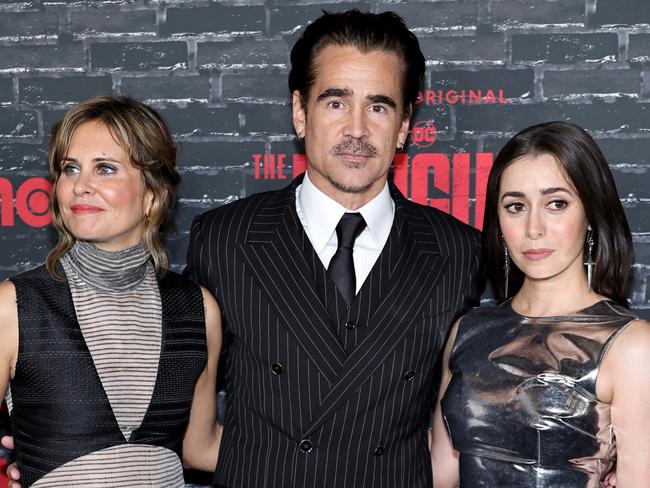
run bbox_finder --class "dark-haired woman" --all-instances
[0,96,221,487]
[430,121,650,487]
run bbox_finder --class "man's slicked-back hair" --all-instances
[288,9,425,117]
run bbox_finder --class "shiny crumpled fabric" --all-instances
[442,300,636,488]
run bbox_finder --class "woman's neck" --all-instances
[511,273,606,317]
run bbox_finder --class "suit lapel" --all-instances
[303,186,448,436]
[237,179,346,385]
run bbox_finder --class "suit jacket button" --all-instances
[299,439,313,453]
[374,446,384,457]
[404,370,415,381]
[345,320,356,330]
[271,362,283,375]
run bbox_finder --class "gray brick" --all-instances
[598,138,650,165]
[410,104,452,133]
[590,0,650,27]
[159,105,239,137]
[42,108,67,137]
[623,203,650,233]
[612,164,650,200]
[377,2,478,30]
[456,99,650,133]
[427,68,534,100]
[121,74,210,102]
[0,109,38,138]
[198,38,288,68]
[629,34,650,63]
[236,102,294,135]
[543,68,641,97]
[512,34,618,64]
[178,169,242,204]
[178,140,265,170]
[91,41,188,71]
[0,43,84,71]
[492,0,584,27]
[0,143,49,172]
[418,34,505,63]
[0,78,13,103]
[0,10,59,38]
[70,7,157,35]
[0,228,52,276]
[222,69,289,102]
[165,5,265,34]
[20,75,113,105]
[270,3,371,34]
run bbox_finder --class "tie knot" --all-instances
[335,212,366,249]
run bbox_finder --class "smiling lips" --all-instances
[71,204,104,214]
[522,249,554,261]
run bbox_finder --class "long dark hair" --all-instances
[482,121,633,307]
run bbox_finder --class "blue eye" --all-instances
[62,163,80,175]
[97,163,116,175]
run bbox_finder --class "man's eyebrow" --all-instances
[368,94,396,109]
[316,87,351,102]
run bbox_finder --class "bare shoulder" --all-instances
[199,286,222,346]
[0,280,18,325]
[598,318,650,402]
[614,318,650,355]
[0,280,19,373]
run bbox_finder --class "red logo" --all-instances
[410,121,437,148]
[0,177,52,227]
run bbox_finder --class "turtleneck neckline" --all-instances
[61,240,152,293]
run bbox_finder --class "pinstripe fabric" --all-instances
[185,175,482,488]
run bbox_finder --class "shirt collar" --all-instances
[298,171,394,254]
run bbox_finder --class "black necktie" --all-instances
[327,212,366,305]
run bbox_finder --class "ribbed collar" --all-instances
[61,240,151,293]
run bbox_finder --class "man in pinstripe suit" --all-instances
[185,10,483,488]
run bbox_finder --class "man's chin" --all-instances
[327,176,374,194]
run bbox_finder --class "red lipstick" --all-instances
[71,204,103,214]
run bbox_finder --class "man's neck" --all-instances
[305,172,388,211]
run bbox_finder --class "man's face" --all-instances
[292,45,410,207]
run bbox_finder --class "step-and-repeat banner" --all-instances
[1,0,649,483]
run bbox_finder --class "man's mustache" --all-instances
[331,138,378,158]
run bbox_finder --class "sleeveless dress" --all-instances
[7,242,207,487]
[441,300,637,488]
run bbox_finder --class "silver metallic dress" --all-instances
[441,300,636,487]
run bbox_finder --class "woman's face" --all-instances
[56,120,153,251]
[498,153,589,286]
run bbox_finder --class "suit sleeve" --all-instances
[463,233,485,312]
[184,213,212,291]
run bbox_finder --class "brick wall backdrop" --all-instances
[0,0,649,318]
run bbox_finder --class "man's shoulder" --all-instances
[399,197,480,244]
[193,183,293,227]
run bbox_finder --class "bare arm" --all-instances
[597,319,650,487]
[182,286,223,472]
[430,319,460,488]
[0,281,19,486]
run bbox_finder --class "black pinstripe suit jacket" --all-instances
[184,175,482,488]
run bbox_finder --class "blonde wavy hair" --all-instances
[46,96,180,278]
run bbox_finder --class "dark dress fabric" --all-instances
[442,300,637,488]
[9,265,207,487]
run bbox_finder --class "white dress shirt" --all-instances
[295,171,395,293]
